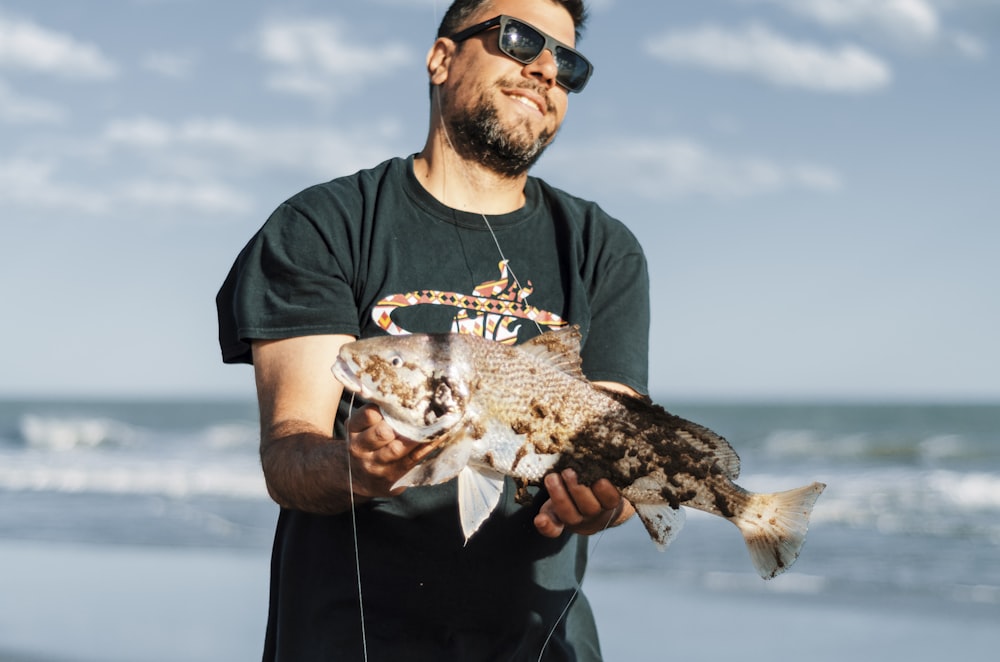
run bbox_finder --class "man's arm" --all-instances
[252,334,421,514]
[533,380,638,538]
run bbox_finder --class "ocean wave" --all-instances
[786,467,1000,542]
[927,470,1000,510]
[761,429,993,465]
[9,413,260,455]
[0,457,268,500]
[18,414,142,451]
[197,422,260,450]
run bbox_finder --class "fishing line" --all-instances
[430,2,608,658]
[432,73,544,338]
[345,391,369,662]
[535,503,620,662]
[479,214,546,337]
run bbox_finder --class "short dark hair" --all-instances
[437,0,589,41]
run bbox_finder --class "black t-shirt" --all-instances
[217,156,650,661]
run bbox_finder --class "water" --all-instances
[0,399,274,550]
[2,398,999,614]
[592,402,1000,614]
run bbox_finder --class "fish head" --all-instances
[331,334,471,442]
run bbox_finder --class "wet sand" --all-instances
[2,540,997,661]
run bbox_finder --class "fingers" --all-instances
[534,499,565,538]
[345,405,421,497]
[348,405,416,459]
[534,469,625,538]
[549,470,622,517]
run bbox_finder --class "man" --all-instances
[217,0,650,659]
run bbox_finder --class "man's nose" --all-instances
[523,48,559,89]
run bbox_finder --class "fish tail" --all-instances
[734,482,826,579]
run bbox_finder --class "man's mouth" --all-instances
[506,91,545,115]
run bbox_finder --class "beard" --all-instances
[444,81,557,178]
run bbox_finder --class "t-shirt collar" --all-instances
[402,155,538,230]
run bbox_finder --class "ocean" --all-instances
[2,398,999,660]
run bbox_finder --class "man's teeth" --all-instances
[512,95,540,112]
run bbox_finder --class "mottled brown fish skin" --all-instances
[333,329,825,578]
[450,334,750,519]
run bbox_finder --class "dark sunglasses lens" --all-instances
[501,20,546,62]
[555,47,590,91]
[500,18,591,92]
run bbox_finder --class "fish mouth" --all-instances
[331,357,364,395]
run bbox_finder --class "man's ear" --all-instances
[426,38,455,86]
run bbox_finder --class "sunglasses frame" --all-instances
[449,14,593,93]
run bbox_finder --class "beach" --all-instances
[0,541,268,662]
[2,399,998,661]
[2,536,998,662]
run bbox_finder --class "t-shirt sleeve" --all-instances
[216,196,361,364]
[580,244,650,395]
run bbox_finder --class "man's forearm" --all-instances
[259,428,362,515]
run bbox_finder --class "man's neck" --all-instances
[413,133,528,215]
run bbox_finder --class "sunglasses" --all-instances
[449,15,593,93]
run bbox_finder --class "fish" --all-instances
[331,326,826,579]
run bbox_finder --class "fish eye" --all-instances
[390,355,404,368]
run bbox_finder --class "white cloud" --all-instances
[0,79,66,124]
[744,0,990,58]
[749,0,941,42]
[255,18,411,101]
[0,114,405,219]
[101,117,842,205]
[0,153,251,217]
[0,13,117,79]
[646,22,891,93]
[102,115,403,177]
[104,116,174,147]
[549,137,843,200]
[142,51,196,79]
[120,180,252,214]
[950,31,988,59]
[0,158,109,214]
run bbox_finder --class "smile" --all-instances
[507,92,544,115]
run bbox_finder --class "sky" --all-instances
[1,0,997,402]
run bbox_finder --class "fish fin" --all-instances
[392,436,475,489]
[382,410,462,443]
[676,423,741,480]
[734,482,826,579]
[633,502,686,550]
[605,393,742,480]
[458,466,506,544]
[519,326,586,380]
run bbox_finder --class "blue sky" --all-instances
[1,0,997,401]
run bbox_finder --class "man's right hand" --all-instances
[345,404,423,498]
[253,334,421,513]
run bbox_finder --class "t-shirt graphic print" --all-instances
[372,260,568,343]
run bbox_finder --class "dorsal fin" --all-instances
[519,325,586,380]
[600,389,742,480]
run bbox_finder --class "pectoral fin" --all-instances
[633,503,686,550]
[458,466,506,544]
[393,436,475,489]
[623,476,687,550]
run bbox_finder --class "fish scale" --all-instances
[332,326,825,579]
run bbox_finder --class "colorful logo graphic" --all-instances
[372,261,566,344]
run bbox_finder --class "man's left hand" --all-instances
[534,469,633,537]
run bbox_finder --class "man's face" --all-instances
[438,0,576,177]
